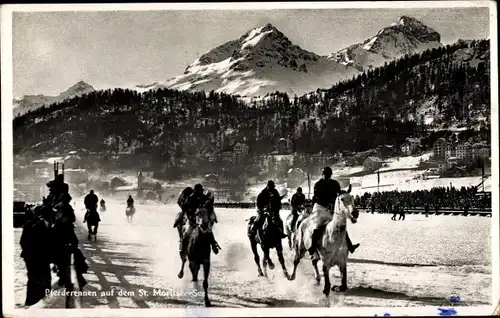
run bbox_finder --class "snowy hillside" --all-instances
[328,16,443,71]
[13,81,95,117]
[139,23,360,97]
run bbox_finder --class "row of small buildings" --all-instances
[197,138,293,163]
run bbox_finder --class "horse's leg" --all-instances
[188,261,197,282]
[287,235,292,250]
[289,228,307,281]
[177,225,183,245]
[322,263,331,297]
[87,223,92,240]
[333,261,348,292]
[203,259,211,307]
[192,263,200,282]
[177,251,187,279]
[266,246,275,270]
[289,239,305,281]
[93,223,99,235]
[261,245,269,277]
[276,243,289,279]
[312,258,321,284]
[250,238,264,276]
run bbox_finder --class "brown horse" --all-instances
[247,194,290,278]
[177,205,216,307]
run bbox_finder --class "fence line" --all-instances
[212,202,492,216]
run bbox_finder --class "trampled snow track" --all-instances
[15,198,492,308]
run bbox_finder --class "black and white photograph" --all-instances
[1,1,498,316]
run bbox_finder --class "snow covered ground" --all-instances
[14,198,491,308]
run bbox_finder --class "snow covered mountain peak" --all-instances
[135,17,444,98]
[58,81,95,99]
[150,23,358,97]
[13,81,96,117]
[329,16,442,71]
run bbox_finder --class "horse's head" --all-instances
[336,184,359,224]
[195,207,211,229]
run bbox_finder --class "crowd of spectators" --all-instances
[214,186,491,212]
[355,186,491,212]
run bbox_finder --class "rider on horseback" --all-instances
[308,167,360,260]
[100,199,106,208]
[250,180,287,239]
[181,184,220,255]
[84,190,101,237]
[290,187,306,231]
[174,187,194,229]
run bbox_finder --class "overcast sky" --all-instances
[12,7,490,97]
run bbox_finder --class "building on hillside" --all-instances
[220,149,235,163]
[141,177,161,190]
[377,144,396,158]
[401,138,422,155]
[204,153,216,162]
[446,157,459,168]
[445,142,457,159]
[110,177,127,189]
[456,142,473,162]
[64,169,89,184]
[277,138,292,154]
[433,138,447,159]
[233,142,249,156]
[471,142,490,160]
[204,174,219,183]
[363,156,384,172]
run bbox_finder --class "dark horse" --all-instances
[84,209,100,242]
[177,200,217,307]
[247,195,290,278]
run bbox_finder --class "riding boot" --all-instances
[345,231,360,254]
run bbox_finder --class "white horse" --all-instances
[288,185,359,300]
[285,203,313,250]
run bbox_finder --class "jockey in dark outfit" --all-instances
[290,187,306,230]
[174,187,194,228]
[127,195,134,207]
[250,180,287,238]
[181,184,219,255]
[83,190,100,237]
[308,167,360,259]
[84,190,98,212]
[100,199,106,208]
